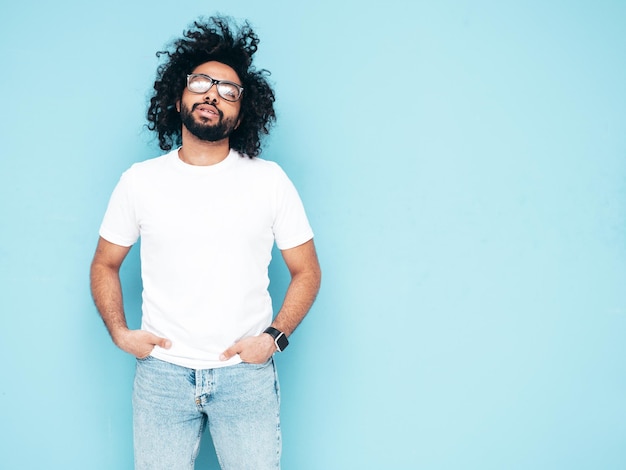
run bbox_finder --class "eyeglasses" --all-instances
[186,73,244,102]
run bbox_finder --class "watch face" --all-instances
[265,327,289,351]
[276,333,289,351]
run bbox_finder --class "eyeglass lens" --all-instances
[187,74,242,101]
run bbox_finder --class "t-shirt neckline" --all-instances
[168,147,239,174]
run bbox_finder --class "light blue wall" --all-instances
[1,1,624,468]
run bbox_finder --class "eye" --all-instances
[188,75,211,93]
[218,83,240,101]
[222,86,236,98]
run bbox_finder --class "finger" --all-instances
[148,333,171,349]
[158,338,172,349]
[219,344,240,361]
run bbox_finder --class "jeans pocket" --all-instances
[239,357,273,370]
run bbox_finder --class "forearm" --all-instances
[271,268,321,337]
[90,262,129,344]
[90,237,169,358]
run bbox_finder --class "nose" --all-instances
[203,84,219,103]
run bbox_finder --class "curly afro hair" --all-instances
[147,16,276,158]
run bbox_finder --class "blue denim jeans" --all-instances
[133,356,281,469]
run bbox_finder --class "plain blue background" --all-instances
[1,1,625,469]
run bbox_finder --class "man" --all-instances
[90,16,321,470]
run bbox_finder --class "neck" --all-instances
[178,128,231,166]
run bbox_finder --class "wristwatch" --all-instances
[264,327,289,352]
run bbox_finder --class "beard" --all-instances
[180,102,239,142]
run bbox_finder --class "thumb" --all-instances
[150,334,171,350]
[220,343,240,361]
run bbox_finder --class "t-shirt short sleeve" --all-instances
[99,170,140,247]
[272,166,314,250]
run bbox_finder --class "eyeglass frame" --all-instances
[186,73,244,102]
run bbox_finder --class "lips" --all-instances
[193,103,221,119]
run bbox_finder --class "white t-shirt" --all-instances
[99,149,314,369]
